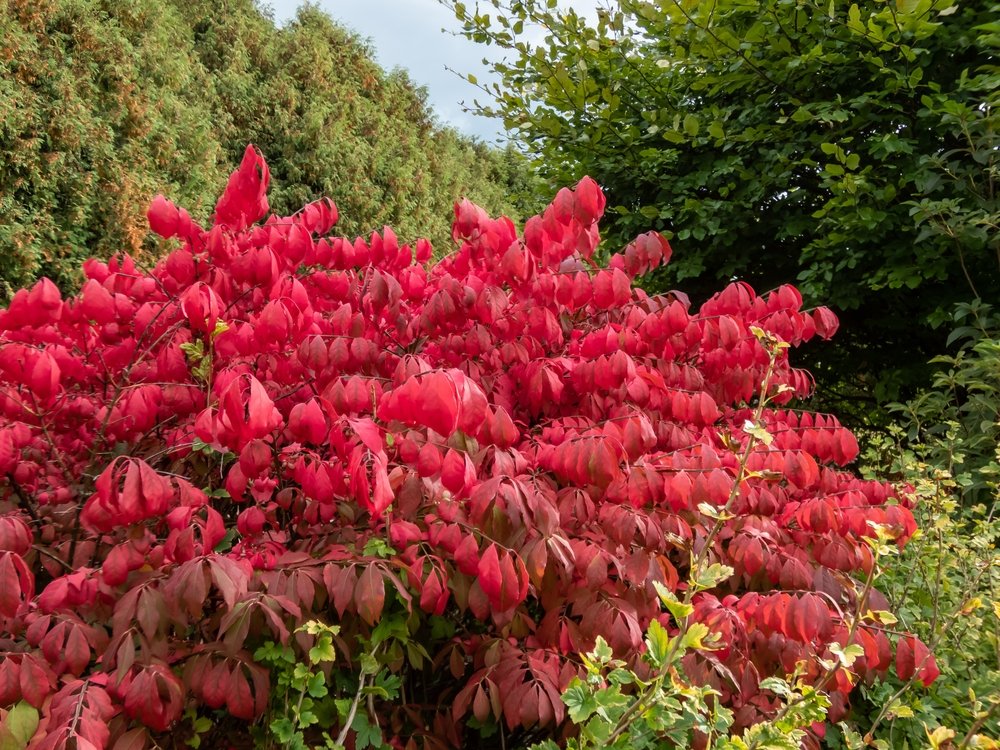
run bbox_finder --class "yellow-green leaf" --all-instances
[0,701,39,750]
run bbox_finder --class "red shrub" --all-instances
[0,146,933,748]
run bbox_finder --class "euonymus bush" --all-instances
[0,147,933,749]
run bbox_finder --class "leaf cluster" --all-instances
[0,147,933,748]
[837,305,1000,748]
[446,0,1000,413]
[0,0,535,297]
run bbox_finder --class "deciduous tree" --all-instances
[448,0,1000,414]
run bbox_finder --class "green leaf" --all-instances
[692,563,735,590]
[351,712,383,750]
[334,698,354,720]
[829,642,865,668]
[606,667,635,686]
[653,580,694,621]
[680,622,713,651]
[742,419,774,446]
[214,526,238,553]
[211,320,230,339]
[590,636,613,664]
[298,709,319,728]
[362,538,396,559]
[307,672,328,698]
[370,613,408,648]
[645,619,672,668]
[309,637,337,664]
[683,114,700,136]
[562,678,600,724]
[847,4,864,33]
[759,676,793,697]
[359,652,380,675]
[270,717,298,744]
[0,702,39,750]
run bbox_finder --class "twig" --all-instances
[958,693,1000,748]
[32,544,74,571]
[6,474,40,523]
[606,337,782,745]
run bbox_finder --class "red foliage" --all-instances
[0,145,932,748]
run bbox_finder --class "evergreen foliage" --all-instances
[0,0,532,296]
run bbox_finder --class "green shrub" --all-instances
[889,301,1000,506]
[0,0,533,296]
[837,302,1000,748]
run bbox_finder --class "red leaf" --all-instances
[0,552,32,617]
[112,728,150,750]
[208,555,250,610]
[454,534,481,577]
[247,376,283,440]
[895,634,915,682]
[201,660,230,709]
[123,664,184,732]
[355,565,386,625]
[896,635,938,686]
[473,685,491,722]
[80,279,116,324]
[324,565,358,618]
[288,398,328,444]
[65,623,92,676]
[237,506,267,537]
[214,144,270,230]
[239,439,272,479]
[382,371,461,437]
[147,195,180,238]
[180,282,223,334]
[18,653,52,707]
[454,372,489,435]
[813,307,840,339]
[574,175,606,226]
[491,406,519,448]
[164,558,210,621]
[370,452,394,515]
[138,460,172,517]
[441,449,472,494]
[419,566,449,616]
[477,543,502,608]
[478,544,528,611]
[0,658,20,705]
[417,443,443,477]
[227,665,257,719]
[349,417,384,454]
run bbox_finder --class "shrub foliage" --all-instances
[0,148,933,748]
[842,303,1000,748]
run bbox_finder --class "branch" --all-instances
[335,670,369,747]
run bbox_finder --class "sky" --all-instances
[265,0,602,143]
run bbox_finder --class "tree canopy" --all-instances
[0,0,533,295]
[449,0,999,412]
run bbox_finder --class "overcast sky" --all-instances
[264,0,601,142]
